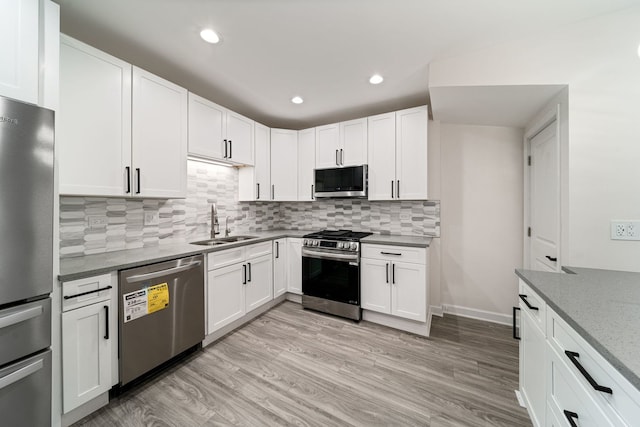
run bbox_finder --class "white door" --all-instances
[187,93,226,160]
[226,110,254,165]
[132,66,187,198]
[58,35,132,196]
[245,254,273,312]
[315,123,340,168]
[207,264,245,333]
[0,0,39,103]
[529,121,560,271]
[340,118,367,166]
[391,261,427,321]
[286,238,302,295]
[298,128,316,201]
[396,106,428,200]
[271,128,298,201]
[367,112,396,200]
[361,258,391,314]
[273,239,287,297]
[62,301,111,413]
[254,123,271,200]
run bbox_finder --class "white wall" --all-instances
[427,120,442,313]
[429,5,640,272]
[440,124,523,321]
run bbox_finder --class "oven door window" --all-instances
[302,256,359,305]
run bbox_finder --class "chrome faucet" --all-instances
[210,204,220,238]
[225,216,231,237]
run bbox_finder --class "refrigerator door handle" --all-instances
[0,359,43,390]
[0,305,43,329]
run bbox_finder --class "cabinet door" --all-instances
[271,128,298,201]
[361,258,391,314]
[207,264,245,333]
[58,35,132,196]
[273,239,288,297]
[367,112,396,201]
[132,66,187,198]
[315,123,340,168]
[0,0,39,104]
[340,118,367,166]
[297,128,316,201]
[520,307,546,427]
[62,301,112,413]
[226,110,254,165]
[254,123,271,200]
[187,93,225,160]
[286,238,302,295]
[391,261,426,321]
[396,106,428,200]
[246,254,273,312]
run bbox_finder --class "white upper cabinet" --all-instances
[238,122,270,201]
[315,123,340,168]
[395,106,428,200]
[0,0,39,104]
[297,127,316,201]
[58,35,132,197]
[339,118,368,166]
[368,105,428,200]
[316,119,367,168]
[270,128,298,201]
[187,94,254,166]
[226,110,254,165]
[132,66,188,198]
[188,93,225,159]
[59,36,188,198]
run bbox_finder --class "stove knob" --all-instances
[350,242,358,251]
[336,242,342,249]
[313,240,319,246]
[303,239,308,246]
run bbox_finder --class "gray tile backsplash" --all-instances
[60,160,440,258]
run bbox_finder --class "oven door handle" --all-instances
[302,249,359,263]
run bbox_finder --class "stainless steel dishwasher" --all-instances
[118,254,204,385]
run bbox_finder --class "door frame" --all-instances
[523,103,562,271]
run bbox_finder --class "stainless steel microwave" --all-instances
[314,165,368,198]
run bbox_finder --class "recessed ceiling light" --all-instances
[369,74,384,85]
[200,29,220,44]
[291,96,304,104]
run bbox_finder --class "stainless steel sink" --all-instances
[190,236,257,246]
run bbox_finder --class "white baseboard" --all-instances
[62,392,109,427]
[442,304,512,326]
[362,310,431,337]
[515,390,525,408]
[430,305,443,317]
[285,292,301,303]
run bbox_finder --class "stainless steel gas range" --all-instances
[301,230,372,321]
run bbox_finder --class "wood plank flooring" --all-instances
[75,302,531,426]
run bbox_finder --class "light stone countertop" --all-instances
[515,267,640,390]
[59,230,433,282]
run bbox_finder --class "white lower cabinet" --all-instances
[286,238,302,295]
[61,274,116,414]
[273,239,287,297]
[520,304,546,427]
[207,242,273,334]
[361,244,427,322]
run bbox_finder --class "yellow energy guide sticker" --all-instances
[147,282,169,314]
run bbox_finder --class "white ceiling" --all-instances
[54,0,636,129]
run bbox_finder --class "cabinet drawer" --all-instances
[361,244,426,264]
[62,274,112,312]
[245,241,272,259]
[0,298,51,367]
[518,280,546,334]
[548,308,640,426]
[208,247,244,270]
[547,344,616,426]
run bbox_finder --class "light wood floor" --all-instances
[75,302,531,426]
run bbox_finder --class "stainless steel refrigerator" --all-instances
[0,96,54,426]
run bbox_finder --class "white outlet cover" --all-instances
[144,212,159,226]
[611,220,640,241]
[88,215,107,229]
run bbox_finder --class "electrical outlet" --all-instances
[611,221,640,240]
[144,212,159,226]
[87,215,107,229]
